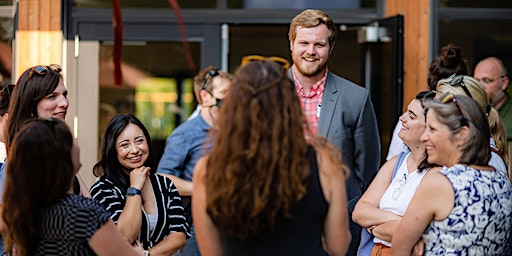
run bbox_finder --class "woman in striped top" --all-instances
[2,118,144,256]
[90,114,189,255]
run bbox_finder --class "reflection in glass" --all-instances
[98,42,200,162]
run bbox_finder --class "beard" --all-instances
[292,53,328,77]
[489,90,506,107]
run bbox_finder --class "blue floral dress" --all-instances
[423,165,512,255]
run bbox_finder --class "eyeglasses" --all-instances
[201,68,224,108]
[241,55,291,70]
[392,173,407,200]
[201,68,219,91]
[476,75,505,84]
[26,64,62,84]
[449,75,473,99]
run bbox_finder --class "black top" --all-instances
[220,146,329,256]
[37,194,111,255]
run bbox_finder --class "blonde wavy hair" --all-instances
[437,75,508,165]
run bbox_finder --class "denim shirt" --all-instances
[156,114,211,181]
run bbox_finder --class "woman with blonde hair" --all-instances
[391,94,511,255]
[437,74,508,175]
[193,59,351,255]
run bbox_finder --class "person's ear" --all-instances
[455,126,470,146]
[199,90,212,106]
[501,75,509,91]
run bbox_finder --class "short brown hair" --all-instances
[288,9,337,48]
[193,66,233,104]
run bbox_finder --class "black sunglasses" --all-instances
[201,69,219,91]
[449,75,473,99]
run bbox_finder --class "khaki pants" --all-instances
[370,243,391,256]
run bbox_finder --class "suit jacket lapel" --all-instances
[288,68,338,137]
[318,71,338,137]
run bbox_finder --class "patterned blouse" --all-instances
[37,194,111,255]
[90,173,190,249]
[423,165,512,255]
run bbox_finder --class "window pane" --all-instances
[98,41,200,162]
[229,25,363,87]
[439,0,512,8]
[439,19,512,80]
[74,0,217,9]
[74,0,376,9]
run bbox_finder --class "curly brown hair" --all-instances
[205,60,310,240]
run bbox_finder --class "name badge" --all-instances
[316,104,322,118]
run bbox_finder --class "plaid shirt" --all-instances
[293,70,327,135]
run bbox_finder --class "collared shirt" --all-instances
[156,114,211,181]
[293,69,327,135]
[497,93,512,142]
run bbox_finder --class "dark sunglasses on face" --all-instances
[241,55,291,70]
[449,75,473,99]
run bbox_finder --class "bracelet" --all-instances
[368,225,377,236]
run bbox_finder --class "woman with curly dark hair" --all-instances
[192,59,351,255]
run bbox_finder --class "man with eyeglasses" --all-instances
[157,66,232,256]
[474,57,511,142]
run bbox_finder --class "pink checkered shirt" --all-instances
[293,70,327,135]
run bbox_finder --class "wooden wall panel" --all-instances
[16,0,62,79]
[386,0,430,111]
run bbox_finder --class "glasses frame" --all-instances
[26,64,62,85]
[392,173,407,200]
[449,75,473,99]
[440,93,469,127]
[439,93,490,139]
[478,75,506,84]
[241,55,291,70]
[201,68,219,92]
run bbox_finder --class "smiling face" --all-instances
[420,110,462,167]
[290,24,332,78]
[398,99,426,149]
[36,79,68,119]
[115,123,149,173]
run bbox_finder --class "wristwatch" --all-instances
[126,187,142,196]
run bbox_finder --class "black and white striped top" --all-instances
[90,173,190,249]
[37,194,111,255]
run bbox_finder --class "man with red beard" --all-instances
[288,9,381,256]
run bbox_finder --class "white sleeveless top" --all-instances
[375,152,428,246]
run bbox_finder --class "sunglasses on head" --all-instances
[201,68,219,91]
[440,93,468,127]
[440,93,489,138]
[449,75,473,99]
[241,55,291,70]
[26,64,62,85]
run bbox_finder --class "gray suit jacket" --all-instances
[290,69,381,206]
